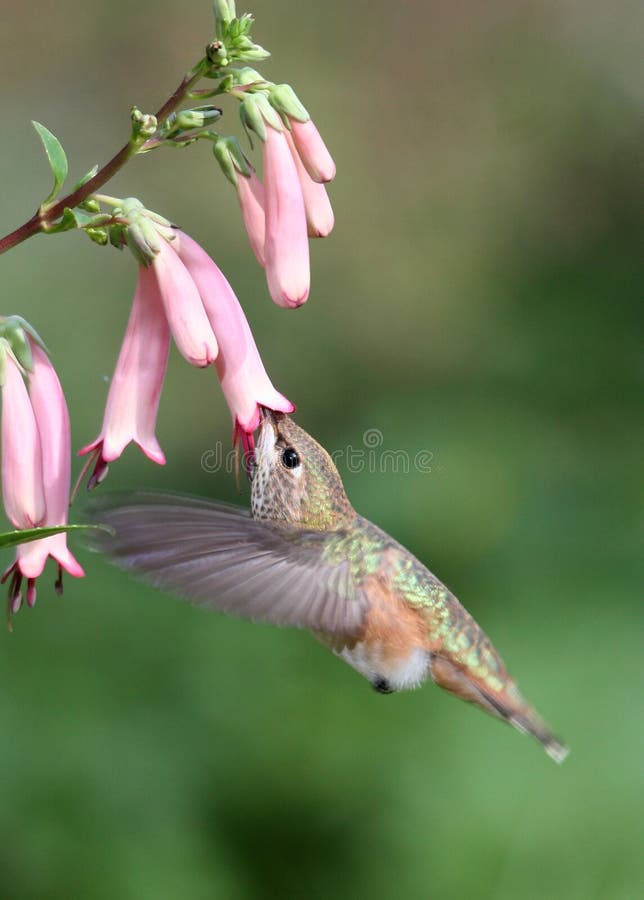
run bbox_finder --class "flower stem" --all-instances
[91,194,123,207]
[0,59,210,256]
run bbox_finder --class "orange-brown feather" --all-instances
[320,574,429,663]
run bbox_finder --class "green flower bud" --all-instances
[130,108,157,143]
[126,222,157,267]
[232,12,252,37]
[118,197,145,219]
[213,0,236,39]
[79,198,101,214]
[239,95,266,141]
[142,209,174,231]
[269,84,309,123]
[2,322,32,372]
[217,74,234,94]
[233,67,267,88]
[85,227,109,246]
[206,40,229,67]
[240,93,282,142]
[109,224,126,249]
[234,44,270,62]
[174,106,222,131]
[212,135,251,185]
[0,316,47,375]
[118,202,175,266]
[233,35,254,51]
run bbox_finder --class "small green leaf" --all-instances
[0,523,112,550]
[44,208,78,234]
[32,121,69,205]
[85,227,109,246]
[72,164,98,192]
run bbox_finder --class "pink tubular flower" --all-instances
[289,118,336,184]
[150,238,219,368]
[263,125,310,309]
[285,132,334,238]
[79,263,171,487]
[1,344,84,614]
[235,169,266,266]
[172,231,294,453]
[1,351,45,530]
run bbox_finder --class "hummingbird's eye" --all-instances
[281,447,300,470]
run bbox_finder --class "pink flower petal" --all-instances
[236,170,266,266]
[286,132,334,238]
[1,352,45,529]
[17,532,84,580]
[289,118,336,183]
[151,238,219,367]
[79,264,170,466]
[263,127,310,308]
[28,344,71,523]
[173,231,294,432]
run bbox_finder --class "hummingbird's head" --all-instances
[250,410,354,530]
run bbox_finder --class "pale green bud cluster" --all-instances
[22,5,319,259]
[100,199,175,267]
[232,74,311,141]
[211,2,269,66]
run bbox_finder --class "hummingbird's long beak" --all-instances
[239,410,278,485]
[259,406,283,439]
[257,406,279,446]
[259,406,276,426]
[248,407,280,482]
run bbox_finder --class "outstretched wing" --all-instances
[85,492,368,636]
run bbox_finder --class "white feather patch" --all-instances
[336,643,430,691]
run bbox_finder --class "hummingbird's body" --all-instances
[91,412,567,762]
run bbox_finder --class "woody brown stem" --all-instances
[0,59,210,255]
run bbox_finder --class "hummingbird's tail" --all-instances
[429,655,569,764]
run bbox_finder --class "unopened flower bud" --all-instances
[232,67,266,88]
[269,83,308,122]
[0,316,46,374]
[206,40,229,67]
[240,94,282,142]
[212,135,251,185]
[285,132,334,237]
[173,106,222,131]
[130,108,157,143]
[86,227,109,245]
[234,43,270,62]
[289,118,336,183]
[263,127,309,307]
[2,321,33,372]
[235,170,265,266]
[213,0,237,35]
[120,201,176,266]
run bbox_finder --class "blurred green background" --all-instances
[1,1,642,897]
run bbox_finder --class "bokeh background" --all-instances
[1,1,642,897]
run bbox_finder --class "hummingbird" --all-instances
[89,410,568,763]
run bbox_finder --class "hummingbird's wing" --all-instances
[85,492,369,636]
